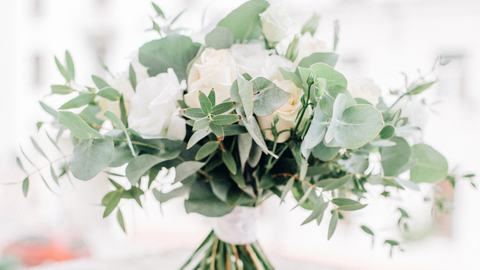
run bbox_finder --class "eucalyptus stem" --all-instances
[293,81,314,137]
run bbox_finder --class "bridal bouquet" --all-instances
[16,0,473,269]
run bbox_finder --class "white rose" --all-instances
[257,80,304,143]
[230,44,293,81]
[293,32,329,67]
[259,3,292,44]
[184,48,236,108]
[347,77,382,105]
[128,68,186,140]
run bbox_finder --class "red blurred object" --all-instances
[2,237,90,266]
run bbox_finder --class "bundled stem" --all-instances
[181,231,274,270]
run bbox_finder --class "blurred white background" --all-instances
[1,0,480,269]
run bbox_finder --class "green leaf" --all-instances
[209,122,225,139]
[217,0,269,42]
[39,101,58,119]
[126,154,171,185]
[30,137,48,160]
[151,2,165,18]
[298,53,339,69]
[279,68,303,88]
[238,133,252,172]
[325,93,349,143]
[59,93,95,109]
[385,240,400,246]
[237,75,254,119]
[55,56,71,82]
[407,81,436,95]
[333,20,339,52]
[119,95,128,127]
[361,225,374,236]
[65,51,75,80]
[129,64,137,91]
[59,111,103,140]
[319,85,355,117]
[193,118,211,131]
[104,110,136,156]
[230,171,246,189]
[117,209,126,233]
[69,136,114,180]
[187,128,210,149]
[222,151,237,175]
[335,105,384,149]
[174,161,205,183]
[212,102,236,115]
[103,190,122,218]
[139,35,200,81]
[379,125,396,140]
[302,201,329,225]
[331,198,360,206]
[92,75,110,90]
[196,141,219,160]
[182,108,207,119]
[211,177,232,202]
[16,157,27,174]
[328,211,339,240]
[205,27,234,50]
[109,144,135,167]
[301,13,321,36]
[185,180,233,217]
[122,187,144,207]
[380,137,411,176]
[153,185,191,204]
[310,62,347,88]
[224,125,248,136]
[252,77,291,117]
[208,89,216,106]
[312,141,339,161]
[22,177,29,197]
[410,144,448,183]
[280,177,295,203]
[241,117,277,157]
[51,85,73,95]
[317,174,352,191]
[97,88,120,101]
[212,114,240,126]
[199,91,213,115]
[227,186,243,207]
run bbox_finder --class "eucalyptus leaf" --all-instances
[328,211,339,240]
[222,151,237,175]
[217,0,269,42]
[196,141,219,160]
[379,125,395,139]
[59,93,95,109]
[39,101,58,119]
[55,56,71,82]
[65,51,75,80]
[205,27,234,49]
[69,136,114,180]
[301,13,321,36]
[312,141,340,161]
[51,85,73,95]
[175,161,205,183]
[22,177,29,197]
[59,111,103,140]
[335,105,384,149]
[97,88,120,101]
[298,53,339,69]
[126,154,169,185]
[252,77,291,117]
[381,137,411,176]
[104,110,135,156]
[109,144,135,167]
[92,75,110,89]
[317,174,352,191]
[153,185,191,204]
[325,93,348,143]
[212,102,236,115]
[185,180,233,217]
[310,62,347,88]
[187,128,210,149]
[129,63,137,91]
[410,144,448,183]
[238,133,252,172]
[319,85,355,117]
[103,190,121,218]
[139,35,200,81]
[237,74,254,119]
[302,201,328,225]
[212,114,240,126]
[407,81,436,95]
[117,209,126,233]
[279,68,303,88]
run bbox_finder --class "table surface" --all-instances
[28,249,337,270]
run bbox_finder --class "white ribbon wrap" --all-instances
[213,206,257,245]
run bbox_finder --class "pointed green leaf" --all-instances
[117,209,126,233]
[196,141,219,160]
[51,85,74,95]
[325,93,348,143]
[129,64,137,91]
[92,75,110,90]
[237,74,254,119]
[22,177,29,197]
[410,144,448,183]
[151,2,165,18]
[407,81,436,95]
[279,68,303,88]
[39,101,58,119]
[212,102,236,115]
[193,118,211,131]
[212,114,240,126]
[252,77,291,117]
[208,89,216,106]
[104,110,135,156]
[298,52,339,69]
[126,154,169,185]
[361,225,374,236]
[30,137,48,160]
[65,51,75,80]
[185,181,233,217]
[328,211,339,240]
[222,151,237,175]
[55,56,71,82]
[198,91,212,115]
[59,93,95,109]
[209,122,224,139]
[317,174,352,191]
[301,13,321,36]
[59,111,103,140]
[302,201,329,225]
[16,157,27,174]
[103,190,122,218]
[311,62,347,88]
[187,128,210,149]
[226,186,243,207]
[182,108,207,119]
[174,161,205,183]
[98,88,120,101]
[241,117,277,158]
[119,95,128,127]
[280,177,295,203]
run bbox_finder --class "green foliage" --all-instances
[381,137,412,176]
[205,27,234,49]
[59,93,95,109]
[217,0,269,42]
[328,211,339,240]
[69,136,114,180]
[252,77,291,116]
[301,13,321,36]
[410,144,448,183]
[59,111,103,140]
[139,35,200,81]
[185,181,233,217]
[298,53,339,69]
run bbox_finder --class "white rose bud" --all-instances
[184,48,236,108]
[293,32,329,67]
[259,3,292,44]
[347,77,382,105]
[128,68,186,140]
[257,80,303,143]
